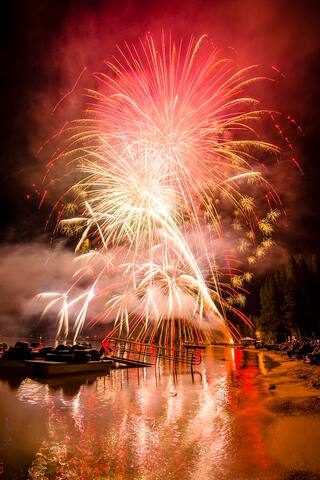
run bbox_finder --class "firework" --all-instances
[39,33,285,345]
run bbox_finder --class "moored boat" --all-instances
[0,358,27,374]
[0,341,37,375]
[0,340,113,377]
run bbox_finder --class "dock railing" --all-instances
[103,337,202,367]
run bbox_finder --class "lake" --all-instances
[0,345,319,479]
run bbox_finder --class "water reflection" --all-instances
[0,347,316,479]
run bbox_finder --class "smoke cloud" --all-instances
[0,241,75,336]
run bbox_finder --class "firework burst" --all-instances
[39,33,287,345]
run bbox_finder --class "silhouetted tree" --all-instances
[258,275,284,342]
[256,254,320,340]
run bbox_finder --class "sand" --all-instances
[258,351,320,477]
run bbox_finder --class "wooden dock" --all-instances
[184,344,206,350]
[25,359,114,376]
[107,355,152,368]
[103,337,203,367]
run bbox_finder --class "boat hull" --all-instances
[0,359,27,375]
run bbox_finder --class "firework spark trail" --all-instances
[39,33,290,344]
[51,66,87,114]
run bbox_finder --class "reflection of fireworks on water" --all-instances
[27,350,271,479]
[38,33,291,344]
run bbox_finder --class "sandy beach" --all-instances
[257,351,320,478]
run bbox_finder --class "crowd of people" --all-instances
[253,337,320,365]
[277,338,320,365]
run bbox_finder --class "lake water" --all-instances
[0,345,319,479]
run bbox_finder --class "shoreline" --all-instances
[257,351,320,475]
[261,351,320,419]
[262,350,320,395]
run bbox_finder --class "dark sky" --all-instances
[1,0,320,250]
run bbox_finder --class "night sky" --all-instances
[1,0,320,250]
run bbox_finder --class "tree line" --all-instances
[256,254,320,342]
